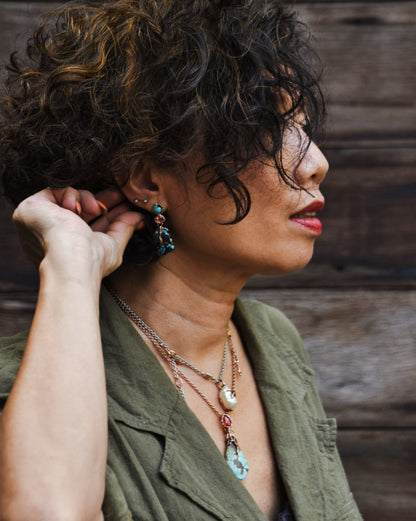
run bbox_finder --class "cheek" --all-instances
[165,162,312,269]
[168,181,238,237]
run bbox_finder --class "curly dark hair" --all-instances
[0,0,325,263]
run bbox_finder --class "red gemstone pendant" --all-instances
[221,414,232,427]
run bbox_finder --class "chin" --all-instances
[256,248,315,277]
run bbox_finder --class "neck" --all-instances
[106,256,250,361]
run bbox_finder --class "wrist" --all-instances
[39,252,103,296]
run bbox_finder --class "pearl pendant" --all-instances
[219,385,238,411]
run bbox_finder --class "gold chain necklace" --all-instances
[109,288,249,480]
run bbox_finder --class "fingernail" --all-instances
[136,220,145,231]
[75,202,82,215]
[97,201,108,215]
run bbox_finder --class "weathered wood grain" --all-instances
[300,2,416,144]
[338,429,416,521]
[315,147,416,271]
[302,0,416,3]
[0,2,52,65]
[0,197,39,292]
[241,288,416,427]
[0,291,36,335]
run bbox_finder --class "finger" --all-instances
[90,203,138,232]
[52,188,109,222]
[104,211,145,253]
[52,187,80,214]
[78,188,126,223]
[93,187,128,212]
[78,190,106,219]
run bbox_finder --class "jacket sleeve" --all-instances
[0,331,134,521]
[0,330,29,413]
[103,466,134,521]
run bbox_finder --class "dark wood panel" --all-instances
[302,0,416,3]
[0,292,36,336]
[241,288,416,427]
[316,147,416,269]
[300,1,416,143]
[0,2,54,69]
[0,197,39,291]
[338,429,416,521]
[248,263,416,290]
[301,1,416,23]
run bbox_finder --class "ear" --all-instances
[118,161,167,210]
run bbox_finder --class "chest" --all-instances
[178,351,286,521]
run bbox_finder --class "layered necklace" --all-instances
[109,288,249,480]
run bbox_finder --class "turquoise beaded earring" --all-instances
[153,204,175,257]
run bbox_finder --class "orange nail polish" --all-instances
[136,220,145,231]
[97,201,108,215]
[75,201,82,215]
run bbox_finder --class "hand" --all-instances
[12,187,143,279]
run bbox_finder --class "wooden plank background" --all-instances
[0,1,415,519]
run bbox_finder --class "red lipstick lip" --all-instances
[290,200,325,218]
[289,200,325,235]
[290,217,322,235]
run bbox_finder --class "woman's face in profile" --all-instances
[156,122,329,279]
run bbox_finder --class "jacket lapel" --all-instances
[159,394,268,520]
[233,300,329,521]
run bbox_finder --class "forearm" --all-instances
[0,259,107,521]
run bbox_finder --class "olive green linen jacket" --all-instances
[0,289,362,521]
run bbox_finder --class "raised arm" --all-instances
[0,187,142,521]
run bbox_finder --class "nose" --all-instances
[294,140,329,188]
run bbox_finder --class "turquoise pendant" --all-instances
[225,442,249,480]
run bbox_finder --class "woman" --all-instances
[0,1,362,520]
